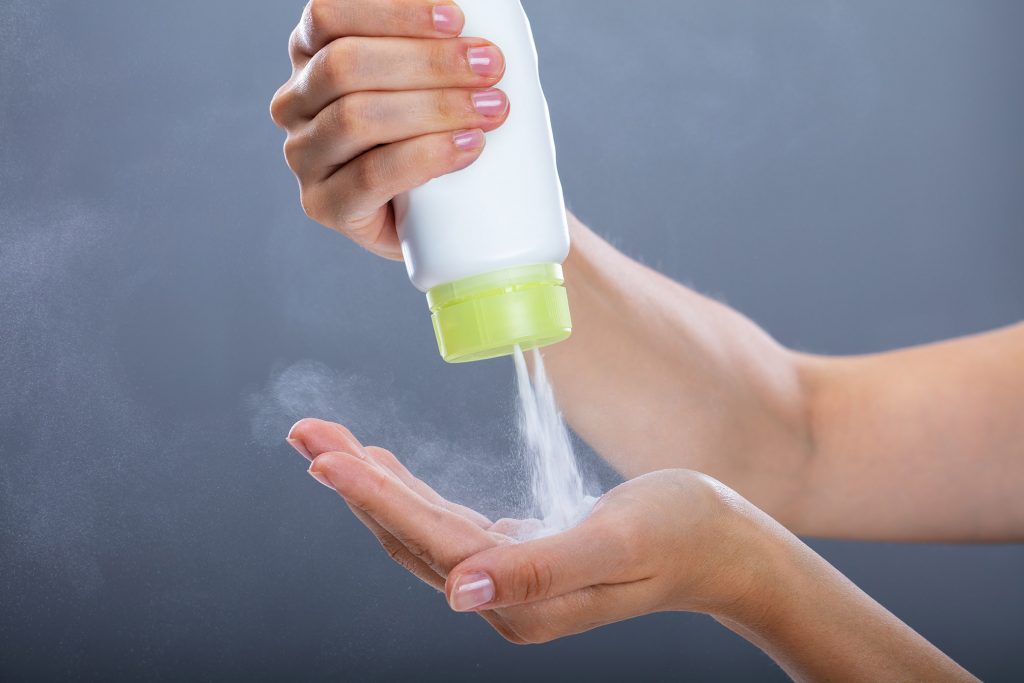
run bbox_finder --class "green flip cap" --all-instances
[426,263,572,363]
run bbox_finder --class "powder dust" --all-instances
[513,346,598,539]
[250,349,600,539]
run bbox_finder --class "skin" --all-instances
[271,0,1022,678]
[287,419,974,682]
[555,221,1024,542]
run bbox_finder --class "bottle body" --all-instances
[394,0,571,363]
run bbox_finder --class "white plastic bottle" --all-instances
[394,0,571,364]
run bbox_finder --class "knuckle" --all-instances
[282,135,304,171]
[330,95,365,140]
[427,40,458,78]
[361,466,389,503]
[435,89,469,123]
[307,0,332,33]
[381,539,406,565]
[380,537,426,577]
[269,86,293,127]
[420,135,461,175]
[299,187,324,222]
[351,155,383,194]
[403,540,437,570]
[323,37,358,89]
[287,25,303,56]
[514,559,554,603]
[432,89,456,121]
[365,446,401,474]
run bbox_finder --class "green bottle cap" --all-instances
[426,263,572,364]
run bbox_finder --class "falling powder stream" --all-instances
[513,346,598,538]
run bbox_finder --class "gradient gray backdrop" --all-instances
[2,1,1023,680]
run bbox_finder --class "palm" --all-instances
[287,418,693,643]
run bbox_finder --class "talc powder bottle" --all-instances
[394,0,572,363]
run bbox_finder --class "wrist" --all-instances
[654,474,794,622]
[698,492,798,626]
[706,501,977,682]
[707,500,837,648]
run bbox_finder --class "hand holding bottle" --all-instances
[270,0,510,259]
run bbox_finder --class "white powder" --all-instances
[513,346,598,539]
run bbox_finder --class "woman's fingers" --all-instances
[285,88,509,179]
[286,420,448,588]
[290,0,466,61]
[287,419,411,492]
[309,451,501,576]
[444,513,641,612]
[347,503,445,591]
[270,2,510,260]
[300,129,486,243]
[286,419,492,527]
[287,418,370,462]
[273,37,504,124]
[363,447,493,528]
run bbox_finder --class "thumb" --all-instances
[445,520,628,612]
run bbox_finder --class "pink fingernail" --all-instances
[467,46,503,78]
[450,572,495,612]
[472,89,508,117]
[308,464,335,491]
[432,5,462,35]
[453,129,484,151]
[286,437,313,462]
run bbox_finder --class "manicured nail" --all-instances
[308,464,335,491]
[467,46,503,78]
[450,572,495,612]
[472,89,508,117]
[286,437,313,462]
[432,5,462,35]
[453,129,485,151]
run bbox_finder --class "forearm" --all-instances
[793,325,1024,541]
[715,514,976,682]
[552,215,1023,541]
[546,215,813,522]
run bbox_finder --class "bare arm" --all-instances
[287,419,976,681]
[268,0,1023,543]
[549,214,1024,541]
[717,512,977,682]
[795,326,1024,540]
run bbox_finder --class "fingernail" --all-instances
[450,572,495,612]
[453,129,485,151]
[308,464,335,491]
[467,46,503,78]
[286,438,313,462]
[472,89,508,117]
[432,5,462,35]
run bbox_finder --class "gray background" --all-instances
[2,0,1022,680]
